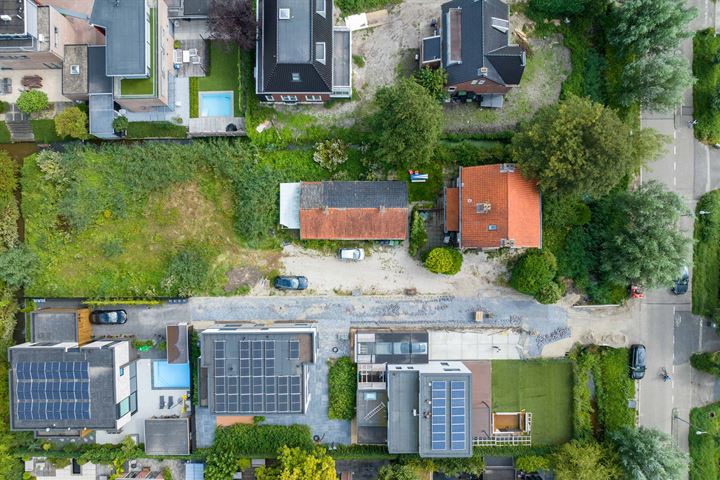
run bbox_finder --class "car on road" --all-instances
[629,344,647,380]
[338,248,365,261]
[90,310,128,325]
[672,266,690,295]
[274,276,308,290]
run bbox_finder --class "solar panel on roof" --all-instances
[431,381,447,451]
[289,340,299,360]
[15,361,91,422]
[450,380,466,450]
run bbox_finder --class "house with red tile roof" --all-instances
[444,164,541,249]
[279,181,409,240]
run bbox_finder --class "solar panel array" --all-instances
[430,379,467,451]
[15,361,91,421]
[213,339,303,414]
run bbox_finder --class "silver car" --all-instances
[338,248,365,261]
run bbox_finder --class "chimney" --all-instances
[379,205,386,214]
[323,206,329,215]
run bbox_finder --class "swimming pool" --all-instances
[199,91,233,117]
[152,360,190,389]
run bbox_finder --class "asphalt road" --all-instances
[637,0,720,453]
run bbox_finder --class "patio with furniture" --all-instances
[174,39,208,77]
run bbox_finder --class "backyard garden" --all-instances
[190,42,243,118]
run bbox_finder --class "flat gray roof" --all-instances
[31,311,77,343]
[144,417,190,455]
[9,345,118,431]
[201,328,315,415]
[0,0,27,35]
[276,0,311,63]
[90,0,147,76]
[89,93,115,137]
[333,29,350,87]
[88,45,113,94]
[386,370,419,454]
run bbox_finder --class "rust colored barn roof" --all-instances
[452,164,541,249]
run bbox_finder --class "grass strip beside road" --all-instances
[689,402,720,480]
[692,189,720,318]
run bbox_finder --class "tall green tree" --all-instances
[54,106,89,140]
[512,95,664,198]
[609,0,696,57]
[366,78,443,171]
[592,181,688,288]
[609,427,689,480]
[256,446,335,480]
[553,440,623,480]
[618,53,694,112]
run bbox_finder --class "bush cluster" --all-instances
[510,249,563,304]
[161,245,211,297]
[408,210,427,257]
[691,352,720,376]
[327,357,357,420]
[16,90,48,114]
[423,247,463,275]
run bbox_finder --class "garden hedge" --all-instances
[328,357,357,420]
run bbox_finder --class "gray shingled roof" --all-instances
[90,0,147,76]
[387,370,419,454]
[300,181,408,209]
[257,0,333,93]
[441,0,525,87]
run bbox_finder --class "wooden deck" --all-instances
[188,116,245,136]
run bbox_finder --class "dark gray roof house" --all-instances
[256,0,351,103]
[200,325,317,415]
[8,340,138,433]
[386,362,473,458]
[90,0,149,77]
[422,0,525,100]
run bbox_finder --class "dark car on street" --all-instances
[274,276,308,290]
[90,310,128,325]
[672,266,690,295]
[629,344,646,380]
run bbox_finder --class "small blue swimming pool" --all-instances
[152,360,190,389]
[199,91,233,117]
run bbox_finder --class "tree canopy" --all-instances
[553,440,623,480]
[512,95,664,198]
[591,181,688,288]
[377,464,420,480]
[256,446,335,480]
[366,78,443,171]
[609,0,696,57]
[618,53,694,112]
[207,0,256,51]
[54,106,88,140]
[609,427,689,480]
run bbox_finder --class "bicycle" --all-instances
[660,367,672,383]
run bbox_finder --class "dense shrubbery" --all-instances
[414,67,448,102]
[692,190,720,318]
[516,455,551,473]
[408,210,427,257]
[553,440,623,480]
[0,246,38,289]
[204,424,314,479]
[694,30,720,143]
[691,352,720,375]
[327,357,357,420]
[423,248,462,275]
[313,139,349,173]
[16,90,48,114]
[609,427,688,480]
[510,249,560,303]
[54,107,88,140]
[256,446,335,480]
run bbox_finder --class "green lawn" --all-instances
[30,120,67,143]
[126,121,187,139]
[689,402,720,480]
[120,8,157,96]
[492,360,574,446]
[693,189,720,318]
[0,121,10,143]
[190,42,242,118]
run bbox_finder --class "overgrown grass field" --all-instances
[22,141,330,298]
[491,360,574,445]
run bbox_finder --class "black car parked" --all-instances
[90,310,128,325]
[629,344,646,380]
[274,276,308,290]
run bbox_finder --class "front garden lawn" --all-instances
[190,42,242,118]
[126,121,187,139]
[491,360,573,446]
[693,190,720,318]
[689,402,720,480]
[31,120,67,143]
[120,8,157,96]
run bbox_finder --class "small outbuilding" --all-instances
[144,417,191,456]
